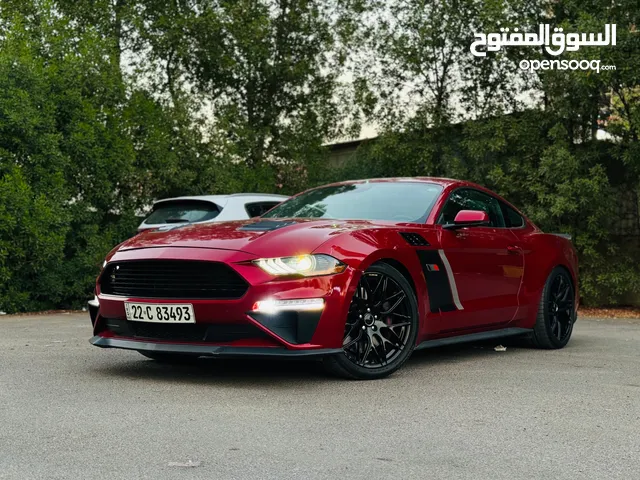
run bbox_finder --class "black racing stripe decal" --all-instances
[416,250,458,313]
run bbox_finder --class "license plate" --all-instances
[124,302,196,323]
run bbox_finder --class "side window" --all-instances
[438,189,505,227]
[245,202,280,218]
[500,202,525,228]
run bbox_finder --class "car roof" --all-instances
[315,177,478,189]
[152,193,289,206]
[308,177,530,225]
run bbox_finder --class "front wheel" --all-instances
[324,263,419,380]
[530,267,576,349]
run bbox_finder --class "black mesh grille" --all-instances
[400,232,430,247]
[100,260,248,299]
[103,318,268,343]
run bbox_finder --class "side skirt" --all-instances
[415,327,531,350]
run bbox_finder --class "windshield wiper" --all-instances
[165,217,190,223]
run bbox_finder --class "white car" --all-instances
[88,193,287,323]
[137,193,289,232]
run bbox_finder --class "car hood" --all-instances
[117,218,392,257]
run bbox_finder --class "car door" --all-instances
[435,188,524,332]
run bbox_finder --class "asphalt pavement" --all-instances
[1,313,639,480]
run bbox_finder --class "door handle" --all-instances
[507,245,522,254]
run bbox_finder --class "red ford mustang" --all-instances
[91,178,578,379]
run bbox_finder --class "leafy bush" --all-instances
[0,166,69,311]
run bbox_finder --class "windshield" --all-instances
[262,182,443,222]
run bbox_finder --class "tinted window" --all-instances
[500,202,525,228]
[144,200,220,225]
[263,182,443,223]
[438,189,505,227]
[245,202,281,218]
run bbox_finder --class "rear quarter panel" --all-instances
[515,230,579,328]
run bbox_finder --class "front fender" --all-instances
[313,227,441,337]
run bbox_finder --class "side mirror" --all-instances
[443,210,490,230]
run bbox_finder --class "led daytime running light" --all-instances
[252,298,325,314]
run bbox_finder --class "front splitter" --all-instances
[90,336,342,358]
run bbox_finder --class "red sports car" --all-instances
[91,178,578,379]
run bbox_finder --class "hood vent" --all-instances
[400,232,430,247]
[238,220,297,232]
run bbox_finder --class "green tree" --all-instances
[0,1,205,311]
[351,0,540,131]
[133,0,353,167]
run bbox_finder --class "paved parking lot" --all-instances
[1,313,639,479]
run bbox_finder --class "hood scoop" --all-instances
[238,220,298,232]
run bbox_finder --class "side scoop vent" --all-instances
[400,232,430,247]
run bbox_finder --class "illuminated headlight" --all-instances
[102,260,107,269]
[252,298,325,314]
[253,254,346,276]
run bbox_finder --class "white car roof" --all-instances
[137,193,289,231]
[152,193,288,208]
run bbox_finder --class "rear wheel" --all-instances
[138,351,199,363]
[531,267,576,349]
[324,263,419,380]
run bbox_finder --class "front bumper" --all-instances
[90,336,341,358]
[88,296,99,326]
[91,247,358,353]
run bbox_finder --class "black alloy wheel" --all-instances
[324,263,419,380]
[531,267,576,349]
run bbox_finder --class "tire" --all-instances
[324,262,420,380]
[138,351,200,364]
[530,267,576,349]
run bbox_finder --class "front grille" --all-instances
[104,318,269,343]
[100,260,248,299]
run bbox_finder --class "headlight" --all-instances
[102,260,107,269]
[253,254,346,276]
